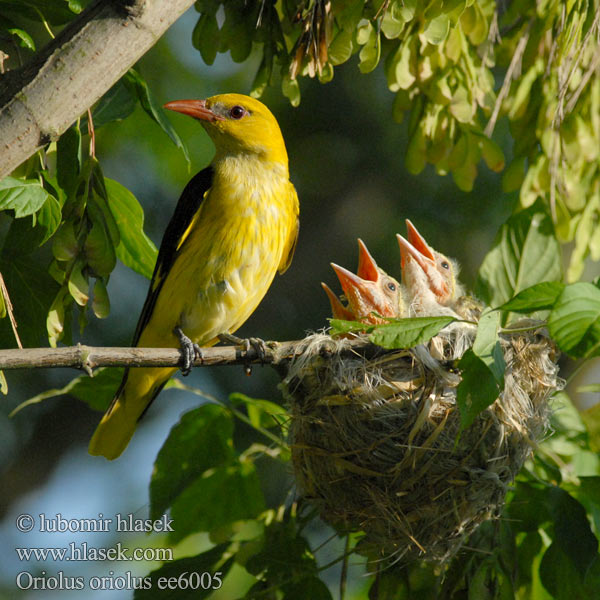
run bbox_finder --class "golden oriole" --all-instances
[89,93,299,460]
[327,239,404,324]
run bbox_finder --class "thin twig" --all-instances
[0,337,385,372]
[484,20,532,137]
[0,272,22,349]
[554,5,600,128]
[87,108,96,158]
[564,50,600,115]
[172,380,288,449]
[340,535,350,600]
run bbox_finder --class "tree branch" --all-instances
[0,338,384,375]
[0,0,195,178]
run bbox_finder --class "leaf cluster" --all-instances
[136,390,333,599]
[189,0,600,275]
[0,64,199,347]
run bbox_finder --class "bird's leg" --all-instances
[174,326,202,376]
[217,333,268,362]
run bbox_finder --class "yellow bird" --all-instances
[89,93,299,460]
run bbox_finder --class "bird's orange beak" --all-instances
[356,239,380,282]
[396,234,432,274]
[331,263,387,319]
[163,99,224,122]
[321,282,354,321]
[397,222,450,300]
[404,220,436,266]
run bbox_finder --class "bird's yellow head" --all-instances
[164,93,288,166]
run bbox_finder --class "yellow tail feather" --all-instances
[88,366,176,460]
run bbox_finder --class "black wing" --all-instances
[131,166,214,346]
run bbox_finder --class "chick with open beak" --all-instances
[324,239,404,325]
[397,220,465,317]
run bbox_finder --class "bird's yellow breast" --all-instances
[138,155,298,348]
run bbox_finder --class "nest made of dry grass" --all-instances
[280,322,562,564]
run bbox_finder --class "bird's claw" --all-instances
[174,326,202,376]
[218,333,268,362]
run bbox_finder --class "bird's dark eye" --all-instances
[229,105,245,119]
[387,282,396,292]
[441,261,450,270]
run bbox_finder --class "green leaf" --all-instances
[539,543,579,599]
[0,1,75,24]
[328,28,355,65]
[88,79,136,129]
[499,281,565,312]
[193,13,220,65]
[36,194,62,244]
[399,0,417,21]
[452,160,477,192]
[0,177,55,218]
[125,69,190,165]
[135,544,232,600]
[548,282,600,358]
[449,85,474,123]
[169,461,265,543]
[284,576,333,600]
[47,287,68,346]
[358,23,381,73]
[502,157,526,193]
[52,221,79,262]
[509,59,543,121]
[67,258,89,306]
[0,254,60,348]
[219,1,255,62]
[57,125,82,194]
[282,74,301,107]
[250,57,270,98]
[456,349,500,430]
[479,136,505,172]
[245,518,318,584]
[405,123,427,174]
[10,367,122,417]
[67,0,84,13]
[381,7,405,39]
[369,316,455,349]
[104,178,157,279]
[506,482,551,532]
[150,404,236,521]
[229,393,288,430]
[472,308,505,385]
[92,278,110,319]
[391,33,417,91]
[581,403,600,453]
[369,567,408,599]
[329,317,373,336]
[476,201,562,309]
[88,159,120,248]
[540,544,600,599]
[423,14,450,44]
[84,200,117,278]
[544,486,598,579]
[8,27,35,50]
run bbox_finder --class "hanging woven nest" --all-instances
[279,322,562,564]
